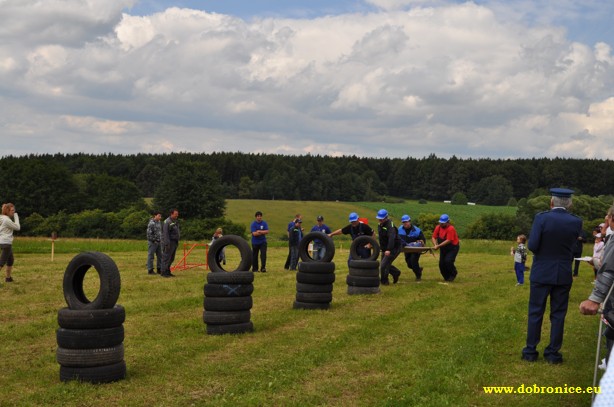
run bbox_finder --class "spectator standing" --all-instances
[0,203,20,283]
[593,233,605,279]
[376,209,403,285]
[431,214,460,282]
[288,219,303,270]
[522,188,582,364]
[511,234,528,286]
[146,211,162,275]
[572,230,587,277]
[398,214,426,281]
[161,209,180,278]
[311,215,332,260]
[211,227,225,265]
[284,213,302,269]
[251,211,269,272]
[329,212,375,265]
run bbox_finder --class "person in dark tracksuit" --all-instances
[376,209,402,285]
[329,212,375,266]
[288,218,302,270]
[398,214,426,281]
[432,214,460,282]
[522,188,582,364]
[161,208,180,278]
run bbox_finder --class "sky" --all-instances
[1,0,614,159]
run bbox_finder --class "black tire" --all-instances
[350,236,380,261]
[56,344,124,367]
[203,310,251,325]
[206,271,254,285]
[63,252,121,310]
[348,267,380,278]
[347,286,381,295]
[348,259,380,269]
[296,271,335,285]
[297,262,336,274]
[346,275,380,287]
[56,326,124,349]
[204,296,253,311]
[60,360,126,383]
[57,305,125,329]
[293,300,330,310]
[208,235,252,272]
[206,321,254,335]
[296,283,334,293]
[296,292,333,303]
[204,283,254,297]
[298,232,335,262]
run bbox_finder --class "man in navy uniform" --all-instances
[522,188,583,364]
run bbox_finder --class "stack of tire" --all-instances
[294,232,336,310]
[56,252,126,383]
[204,235,255,335]
[347,236,381,295]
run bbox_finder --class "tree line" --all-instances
[0,152,612,240]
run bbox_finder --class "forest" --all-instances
[0,152,611,240]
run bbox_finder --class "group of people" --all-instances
[146,209,181,278]
[248,209,461,285]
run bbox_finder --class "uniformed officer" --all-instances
[522,188,583,364]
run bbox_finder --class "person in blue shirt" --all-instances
[310,215,332,260]
[522,188,582,364]
[398,214,426,281]
[250,211,269,272]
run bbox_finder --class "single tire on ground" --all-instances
[60,360,126,383]
[348,259,380,269]
[293,300,330,310]
[347,286,381,295]
[296,271,336,285]
[297,262,336,274]
[348,267,380,278]
[296,292,333,303]
[56,344,124,367]
[349,236,380,261]
[207,235,253,273]
[204,296,253,312]
[57,305,125,329]
[202,310,251,325]
[296,283,334,293]
[204,283,254,297]
[56,326,124,349]
[298,232,335,262]
[206,271,254,285]
[346,275,380,287]
[206,321,254,335]
[63,252,121,310]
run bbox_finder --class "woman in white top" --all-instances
[0,203,20,282]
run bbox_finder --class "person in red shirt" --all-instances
[431,214,460,282]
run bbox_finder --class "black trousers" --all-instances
[404,252,422,279]
[438,244,459,281]
[252,242,267,271]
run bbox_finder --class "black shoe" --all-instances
[260,268,267,273]
[148,270,155,275]
[161,273,171,278]
[381,279,390,286]
[156,269,161,274]
[5,277,13,283]
[521,354,538,362]
[252,269,259,273]
[392,272,400,284]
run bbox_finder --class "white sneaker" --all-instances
[599,358,607,370]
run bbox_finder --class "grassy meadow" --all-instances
[225,199,517,241]
[0,233,604,406]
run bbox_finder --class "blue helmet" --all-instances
[376,209,388,220]
[439,214,450,223]
[349,212,359,222]
[401,214,410,222]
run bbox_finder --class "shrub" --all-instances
[451,192,468,205]
[418,199,427,204]
[466,213,521,240]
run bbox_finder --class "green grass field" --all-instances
[0,236,603,406]
[225,199,516,242]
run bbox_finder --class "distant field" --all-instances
[226,199,516,241]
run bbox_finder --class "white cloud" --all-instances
[0,0,613,159]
